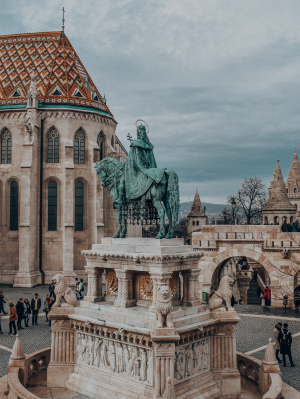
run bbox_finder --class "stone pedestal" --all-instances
[236,271,252,304]
[47,238,241,399]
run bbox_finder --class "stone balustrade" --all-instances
[5,347,51,399]
[236,352,282,399]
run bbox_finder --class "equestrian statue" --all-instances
[94,120,180,239]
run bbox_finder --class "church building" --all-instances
[0,30,127,286]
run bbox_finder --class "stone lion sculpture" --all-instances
[52,274,78,307]
[208,276,234,312]
[156,285,173,328]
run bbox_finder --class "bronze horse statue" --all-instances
[94,157,180,239]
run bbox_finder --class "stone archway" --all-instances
[200,248,276,304]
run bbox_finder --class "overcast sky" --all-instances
[1,1,300,203]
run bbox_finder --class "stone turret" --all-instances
[186,189,207,240]
[286,149,300,218]
[263,160,296,225]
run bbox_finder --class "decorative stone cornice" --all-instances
[82,251,203,264]
[71,320,153,348]
[177,325,217,346]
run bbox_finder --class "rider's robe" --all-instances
[124,139,164,199]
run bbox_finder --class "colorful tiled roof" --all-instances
[0,31,112,116]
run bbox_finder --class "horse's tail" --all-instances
[166,170,180,227]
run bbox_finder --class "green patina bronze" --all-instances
[94,124,180,239]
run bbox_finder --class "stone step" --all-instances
[173,312,210,328]
[101,237,184,246]
[176,379,221,399]
[90,243,192,255]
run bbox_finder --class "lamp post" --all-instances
[231,197,236,225]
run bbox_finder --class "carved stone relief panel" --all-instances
[140,276,177,301]
[107,272,118,295]
[174,338,210,384]
[76,332,153,386]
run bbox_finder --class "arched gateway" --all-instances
[193,225,297,308]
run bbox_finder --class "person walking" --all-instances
[16,298,24,330]
[78,279,84,299]
[49,281,56,300]
[48,297,55,326]
[8,301,17,336]
[279,323,295,367]
[23,298,31,327]
[0,290,7,315]
[44,294,50,322]
[31,293,41,325]
[75,278,80,299]
[262,286,271,306]
[274,322,282,363]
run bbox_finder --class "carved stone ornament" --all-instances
[52,273,77,307]
[174,338,210,383]
[208,275,234,312]
[76,332,153,385]
[156,285,173,328]
[140,276,177,301]
[107,272,118,295]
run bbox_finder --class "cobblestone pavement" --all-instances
[0,286,299,392]
[237,316,300,392]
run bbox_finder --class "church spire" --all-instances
[188,188,205,217]
[264,160,295,211]
[286,148,300,188]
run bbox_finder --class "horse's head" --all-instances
[94,160,110,187]
[94,157,124,187]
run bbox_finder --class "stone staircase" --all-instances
[247,279,261,305]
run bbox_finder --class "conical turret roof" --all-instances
[0,31,112,116]
[188,188,205,217]
[264,160,296,212]
[286,149,300,186]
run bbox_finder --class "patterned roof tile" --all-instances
[0,31,112,116]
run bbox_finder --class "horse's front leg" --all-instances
[121,216,127,238]
[152,199,165,239]
[113,205,122,238]
[164,193,174,239]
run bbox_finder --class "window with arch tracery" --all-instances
[1,129,11,164]
[97,131,105,161]
[47,128,59,163]
[74,129,85,164]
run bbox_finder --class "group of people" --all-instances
[281,220,300,232]
[274,322,296,367]
[0,289,57,336]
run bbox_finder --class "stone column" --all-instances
[47,316,76,388]
[84,267,104,303]
[181,270,201,306]
[114,270,136,307]
[210,313,241,397]
[149,272,173,313]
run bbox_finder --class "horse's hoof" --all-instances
[155,233,164,239]
[113,232,121,238]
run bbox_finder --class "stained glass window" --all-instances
[75,181,83,231]
[48,181,57,231]
[10,181,18,231]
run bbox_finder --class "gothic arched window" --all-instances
[74,129,85,164]
[97,132,105,161]
[10,181,18,231]
[48,181,57,231]
[47,128,59,163]
[294,188,297,193]
[75,181,84,231]
[111,135,114,148]
[1,129,11,164]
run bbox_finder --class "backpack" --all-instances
[80,285,84,292]
[281,331,289,345]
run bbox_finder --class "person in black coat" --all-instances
[0,290,7,315]
[279,323,295,367]
[49,281,56,300]
[16,298,24,330]
[281,222,288,232]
